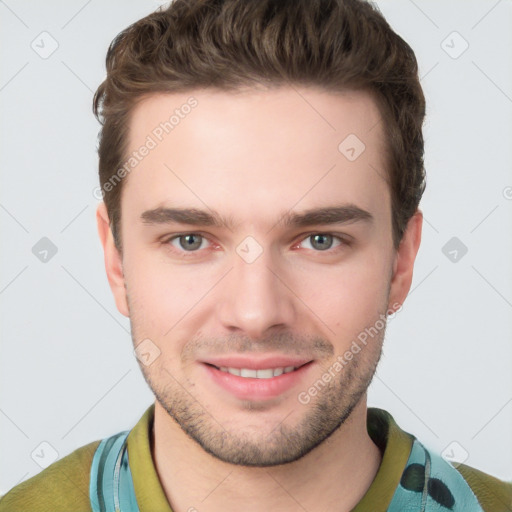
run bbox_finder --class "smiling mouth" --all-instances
[204,362,311,379]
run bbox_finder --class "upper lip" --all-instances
[201,355,313,370]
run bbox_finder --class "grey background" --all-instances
[1,0,511,494]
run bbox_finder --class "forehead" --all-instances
[124,86,389,227]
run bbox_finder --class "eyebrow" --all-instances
[140,204,373,230]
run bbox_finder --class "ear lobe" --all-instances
[388,210,423,314]
[96,202,129,317]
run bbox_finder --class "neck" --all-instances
[152,397,382,512]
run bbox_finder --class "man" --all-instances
[1,0,510,510]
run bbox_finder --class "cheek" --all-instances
[290,249,392,341]
[122,246,218,335]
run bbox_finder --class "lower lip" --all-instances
[201,362,314,401]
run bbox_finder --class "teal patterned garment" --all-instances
[89,432,484,512]
[90,431,140,512]
[387,438,484,511]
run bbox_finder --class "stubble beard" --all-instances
[130,317,386,468]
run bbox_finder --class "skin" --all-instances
[97,86,422,512]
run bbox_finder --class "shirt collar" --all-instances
[352,407,415,511]
[127,404,172,511]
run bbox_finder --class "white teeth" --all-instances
[256,368,274,379]
[217,366,298,378]
[240,368,258,378]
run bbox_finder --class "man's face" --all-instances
[101,86,414,467]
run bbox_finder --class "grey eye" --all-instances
[309,234,334,251]
[177,234,204,251]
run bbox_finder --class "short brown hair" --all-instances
[93,0,426,250]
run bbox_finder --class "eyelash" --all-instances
[162,232,351,257]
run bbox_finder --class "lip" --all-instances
[200,358,314,401]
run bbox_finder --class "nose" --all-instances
[216,245,296,339]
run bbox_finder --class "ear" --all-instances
[388,210,423,314]
[96,202,129,317]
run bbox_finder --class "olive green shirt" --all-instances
[1,404,511,511]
